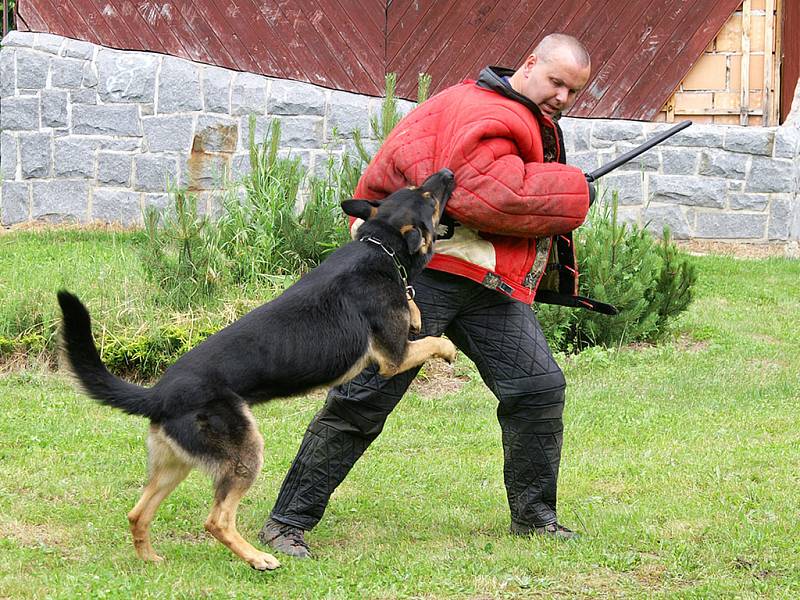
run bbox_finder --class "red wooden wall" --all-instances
[16,0,742,121]
[15,0,388,95]
[781,0,800,122]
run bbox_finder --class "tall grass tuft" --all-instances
[212,117,307,283]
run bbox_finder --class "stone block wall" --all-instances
[2,31,799,243]
[560,115,800,241]
[0,31,407,225]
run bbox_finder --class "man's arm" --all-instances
[445,118,590,238]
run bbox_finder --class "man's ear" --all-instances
[404,227,423,254]
[524,52,537,75]
[341,199,380,220]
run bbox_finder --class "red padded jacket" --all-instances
[353,67,615,314]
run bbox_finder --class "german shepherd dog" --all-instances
[57,169,456,571]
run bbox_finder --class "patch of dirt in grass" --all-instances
[634,560,668,587]
[0,351,56,374]
[0,352,32,373]
[662,518,712,542]
[476,569,637,598]
[163,530,210,545]
[624,336,709,354]
[409,360,469,398]
[746,358,785,371]
[750,333,780,345]
[623,341,657,352]
[733,556,780,580]
[676,240,797,259]
[674,335,710,353]
[0,516,68,548]
[552,569,630,596]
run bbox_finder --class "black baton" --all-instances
[585,120,692,183]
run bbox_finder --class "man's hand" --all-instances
[586,176,596,206]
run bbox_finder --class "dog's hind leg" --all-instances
[203,408,280,571]
[128,425,192,562]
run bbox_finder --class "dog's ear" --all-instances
[404,227,423,254]
[341,199,380,220]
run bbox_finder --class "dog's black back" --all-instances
[58,169,455,421]
[154,222,413,403]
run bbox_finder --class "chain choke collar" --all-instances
[359,235,416,301]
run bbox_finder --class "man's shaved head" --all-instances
[533,33,591,70]
[509,33,592,117]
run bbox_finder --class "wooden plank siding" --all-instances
[16,0,741,120]
[387,0,742,119]
[780,0,799,122]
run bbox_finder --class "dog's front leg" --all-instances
[408,299,422,334]
[378,336,457,378]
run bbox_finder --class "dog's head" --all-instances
[341,169,455,258]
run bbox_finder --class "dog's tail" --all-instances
[57,290,160,419]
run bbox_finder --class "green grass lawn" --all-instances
[0,229,148,344]
[1,233,799,598]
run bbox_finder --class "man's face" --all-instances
[514,48,591,117]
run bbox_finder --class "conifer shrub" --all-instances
[142,189,223,309]
[536,194,697,352]
[141,118,353,305]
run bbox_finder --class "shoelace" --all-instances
[277,524,309,549]
[541,522,574,534]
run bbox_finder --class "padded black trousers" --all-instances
[269,269,567,530]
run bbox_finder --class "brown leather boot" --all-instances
[258,519,312,558]
[510,521,580,540]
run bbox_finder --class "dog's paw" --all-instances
[250,551,281,571]
[436,339,457,364]
[136,547,165,563]
[146,553,165,563]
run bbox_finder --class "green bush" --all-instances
[0,336,16,355]
[99,324,217,381]
[0,333,47,357]
[1,0,15,35]
[537,194,697,352]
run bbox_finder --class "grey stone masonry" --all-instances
[1,30,799,246]
[158,56,202,114]
[54,137,98,178]
[203,66,233,114]
[560,116,800,242]
[41,90,68,128]
[20,132,52,178]
[97,151,132,186]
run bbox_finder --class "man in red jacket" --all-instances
[261,33,604,557]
